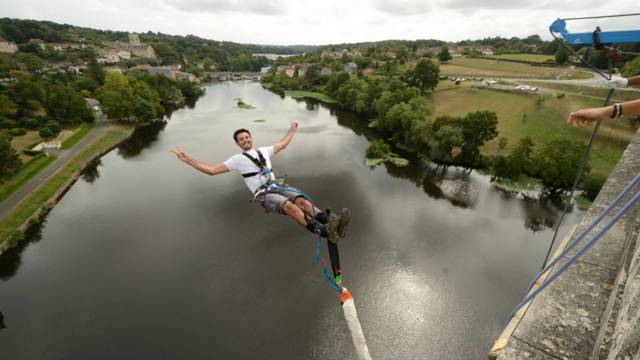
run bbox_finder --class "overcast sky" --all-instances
[3,0,638,45]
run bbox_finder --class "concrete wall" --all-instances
[602,230,640,360]
[495,128,640,360]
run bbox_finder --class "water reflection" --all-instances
[117,121,167,158]
[81,159,103,184]
[520,194,567,232]
[0,220,45,281]
[328,101,575,221]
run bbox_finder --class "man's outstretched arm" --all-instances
[171,146,230,176]
[273,121,298,155]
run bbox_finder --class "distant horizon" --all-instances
[3,0,637,46]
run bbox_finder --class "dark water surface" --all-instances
[0,82,582,359]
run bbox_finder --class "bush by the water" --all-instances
[366,139,391,159]
[581,174,606,201]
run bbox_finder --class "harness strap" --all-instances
[241,150,269,178]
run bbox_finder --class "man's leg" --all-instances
[269,195,338,241]
[293,196,321,218]
[282,200,307,227]
[292,195,350,240]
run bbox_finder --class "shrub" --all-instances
[10,128,26,136]
[366,139,391,159]
[46,120,61,134]
[581,175,606,201]
[19,117,39,129]
[23,149,42,156]
[39,127,54,138]
[0,119,14,129]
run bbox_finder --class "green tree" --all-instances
[150,42,182,65]
[431,124,464,163]
[498,137,508,153]
[406,59,439,94]
[87,57,106,86]
[0,135,21,177]
[534,138,587,190]
[325,71,350,98]
[458,111,498,166]
[438,46,452,62]
[335,78,369,114]
[14,53,44,72]
[0,94,18,118]
[9,71,46,117]
[97,72,134,120]
[304,64,321,88]
[45,84,94,124]
[555,45,569,64]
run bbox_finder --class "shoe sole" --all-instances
[338,208,351,238]
[326,215,340,244]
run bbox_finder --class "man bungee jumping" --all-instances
[171,121,350,243]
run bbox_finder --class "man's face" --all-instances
[235,132,253,151]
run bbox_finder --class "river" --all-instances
[0,81,583,359]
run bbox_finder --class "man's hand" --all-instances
[607,76,628,89]
[567,107,609,127]
[290,121,299,132]
[171,146,189,162]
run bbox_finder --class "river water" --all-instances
[0,82,583,359]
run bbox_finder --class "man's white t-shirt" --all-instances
[223,146,276,194]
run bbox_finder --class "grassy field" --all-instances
[0,125,132,246]
[431,86,637,177]
[438,57,591,79]
[286,90,338,104]
[0,154,57,203]
[62,122,95,149]
[9,131,42,162]
[523,81,640,103]
[485,54,554,63]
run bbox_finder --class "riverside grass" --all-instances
[62,122,95,149]
[0,155,57,203]
[431,85,636,178]
[0,126,131,246]
[285,90,338,104]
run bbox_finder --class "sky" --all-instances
[2,0,638,46]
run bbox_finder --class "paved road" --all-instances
[510,69,640,91]
[0,116,109,222]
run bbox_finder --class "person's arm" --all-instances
[628,75,640,87]
[171,146,230,176]
[607,75,640,88]
[272,121,299,155]
[567,99,640,127]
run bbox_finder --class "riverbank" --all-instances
[0,125,134,254]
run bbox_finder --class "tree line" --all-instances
[262,58,601,197]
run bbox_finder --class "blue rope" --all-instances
[505,186,640,324]
[525,173,640,296]
[257,169,343,293]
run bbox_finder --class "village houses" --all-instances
[0,38,18,54]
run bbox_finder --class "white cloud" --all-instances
[162,0,287,15]
[1,0,638,45]
[372,0,431,16]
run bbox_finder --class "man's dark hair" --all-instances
[233,128,251,142]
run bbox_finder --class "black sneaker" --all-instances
[325,213,340,243]
[337,208,351,239]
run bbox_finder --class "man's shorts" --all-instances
[255,186,304,214]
